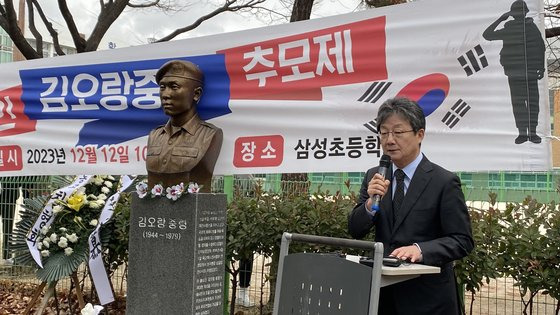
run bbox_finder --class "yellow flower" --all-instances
[67,192,86,211]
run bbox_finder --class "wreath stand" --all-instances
[23,272,85,315]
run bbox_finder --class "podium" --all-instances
[272,232,440,315]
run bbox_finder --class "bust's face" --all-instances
[159,75,201,119]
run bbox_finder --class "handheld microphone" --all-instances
[370,154,391,212]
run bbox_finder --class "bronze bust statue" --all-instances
[146,60,223,192]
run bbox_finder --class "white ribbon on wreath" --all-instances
[88,175,135,305]
[26,175,93,268]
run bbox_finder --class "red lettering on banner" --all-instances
[0,85,36,137]
[219,17,387,100]
[233,135,284,167]
[0,145,23,171]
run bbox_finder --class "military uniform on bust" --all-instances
[146,60,223,192]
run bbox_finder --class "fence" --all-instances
[1,173,559,314]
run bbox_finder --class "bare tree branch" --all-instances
[0,5,9,31]
[1,0,40,59]
[1,0,269,58]
[290,0,314,22]
[157,0,266,42]
[32,0,65,56]
[85,0,129,51]
[128,0,161,8]
[26,0,43,56]
[547,27,560,38]
[57,0,86,52]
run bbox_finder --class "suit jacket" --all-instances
[348,155,474,315]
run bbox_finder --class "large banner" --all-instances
[0,0,551,175]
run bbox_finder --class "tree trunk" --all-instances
[229,269,239,315]
[290,0,315,22]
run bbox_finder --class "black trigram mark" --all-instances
[358,81,392,103]
[363,119,377,133]
[458,44,488,76]
[442,99,471,128]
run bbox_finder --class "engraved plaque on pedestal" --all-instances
[126,193,227,315]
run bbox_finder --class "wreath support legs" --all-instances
[22,281,46,315]
[71,271,85,309]
[34,281,55,315]
[22,271,85,314]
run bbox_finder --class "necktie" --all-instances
[393,169,405,222]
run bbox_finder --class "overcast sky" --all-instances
[31,0,364,50]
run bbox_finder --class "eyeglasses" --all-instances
[379,130,415,139]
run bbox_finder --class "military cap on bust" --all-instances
[155,60,204,84]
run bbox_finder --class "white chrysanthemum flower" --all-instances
[107,175,115,180]
[87,194,98,200]
[41,250,50,257]
[343,195,351,200]
[101,186,110,194]
[64,247,73,256]
[93,176,104,185]
[80,302,104,315]
[37,242,42,250]
[96,199,106,206]
[98,194,107,200]
[68,233,78,243]
[42,240,50,248]
[104,181,113,188]
[273,195,280,200]
[77,187,86,194]
[40,226,50,235]
[309,195,317,201]
[58,238,68,248]
[49,233,58,242]
[90,219,98,226]
[59,227,67,232]
[52,205,63,214]
[325,196,335,203]
[88,201,101,209]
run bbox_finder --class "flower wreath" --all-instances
[11,175,131,283]
[135,181,201,200]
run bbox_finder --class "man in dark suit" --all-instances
[348,97,474,314]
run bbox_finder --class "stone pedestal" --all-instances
[126,193,227,315]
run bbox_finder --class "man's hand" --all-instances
[390,245,423,263]
[365,173,390,209]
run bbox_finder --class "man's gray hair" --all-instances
[376,97,426,133]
